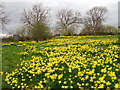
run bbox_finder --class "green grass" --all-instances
[2,46,23,88]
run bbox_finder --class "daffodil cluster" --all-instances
[4,35,120,89]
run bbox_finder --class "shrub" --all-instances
[101,25,120,35]
[30,21,51,41]
[80,25,120,35]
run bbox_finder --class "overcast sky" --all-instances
[0,0,119,34]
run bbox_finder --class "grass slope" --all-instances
[1,35,120,89]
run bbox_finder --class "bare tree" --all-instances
[21,3,51,40]
[56,9,82,35]
[16,25,28,37]
[0,4,9,30]
[21,3,50,27]
[83,6,107,35]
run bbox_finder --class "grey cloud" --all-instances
[1,1,119,34]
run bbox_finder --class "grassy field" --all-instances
[1,35,120,89]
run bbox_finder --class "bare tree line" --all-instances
[0,4,9,30]
[82,7,107,35]
[21,3,50,27]
[56,9,82,35]
[1,3,119,41]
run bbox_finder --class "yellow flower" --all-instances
[108,67,112,70]
[48,87,51,89]
[35,86,40,89]
[58,74,63,80]
[115,55,119,58]
[106,81,111,85]
[70,80,73,83]
[88,69,95,75]
[15,84,17,86]
[12,80,17,83]
[12,87,15,89]
[58,81,61,83]
[81,78,85,81]
[70,86,73,88]
[43,80,47,83]
[114,83,120,88]
[63,81,67,84]
[18,86,20,88]
[95,84,98,87]
[45,73,50,76]
[99,76,105,82]
[22,86,24,88]
[61,86,65,88]
[29,76,32,78]
[22,79,25,81]
[112,76,117,80]
[82,83,84,86]
[98,84,104,88]
[78,72,83,76]
[85,75,89,80]
[108,72,116,77]
[101,68,107,73]
[64,86,68,88]
[115,69,119,71]
[91,86,94,88]
[0,72,3,76]
[77,83,81,86]
[69,68,72,72]
[85,83,89,86]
